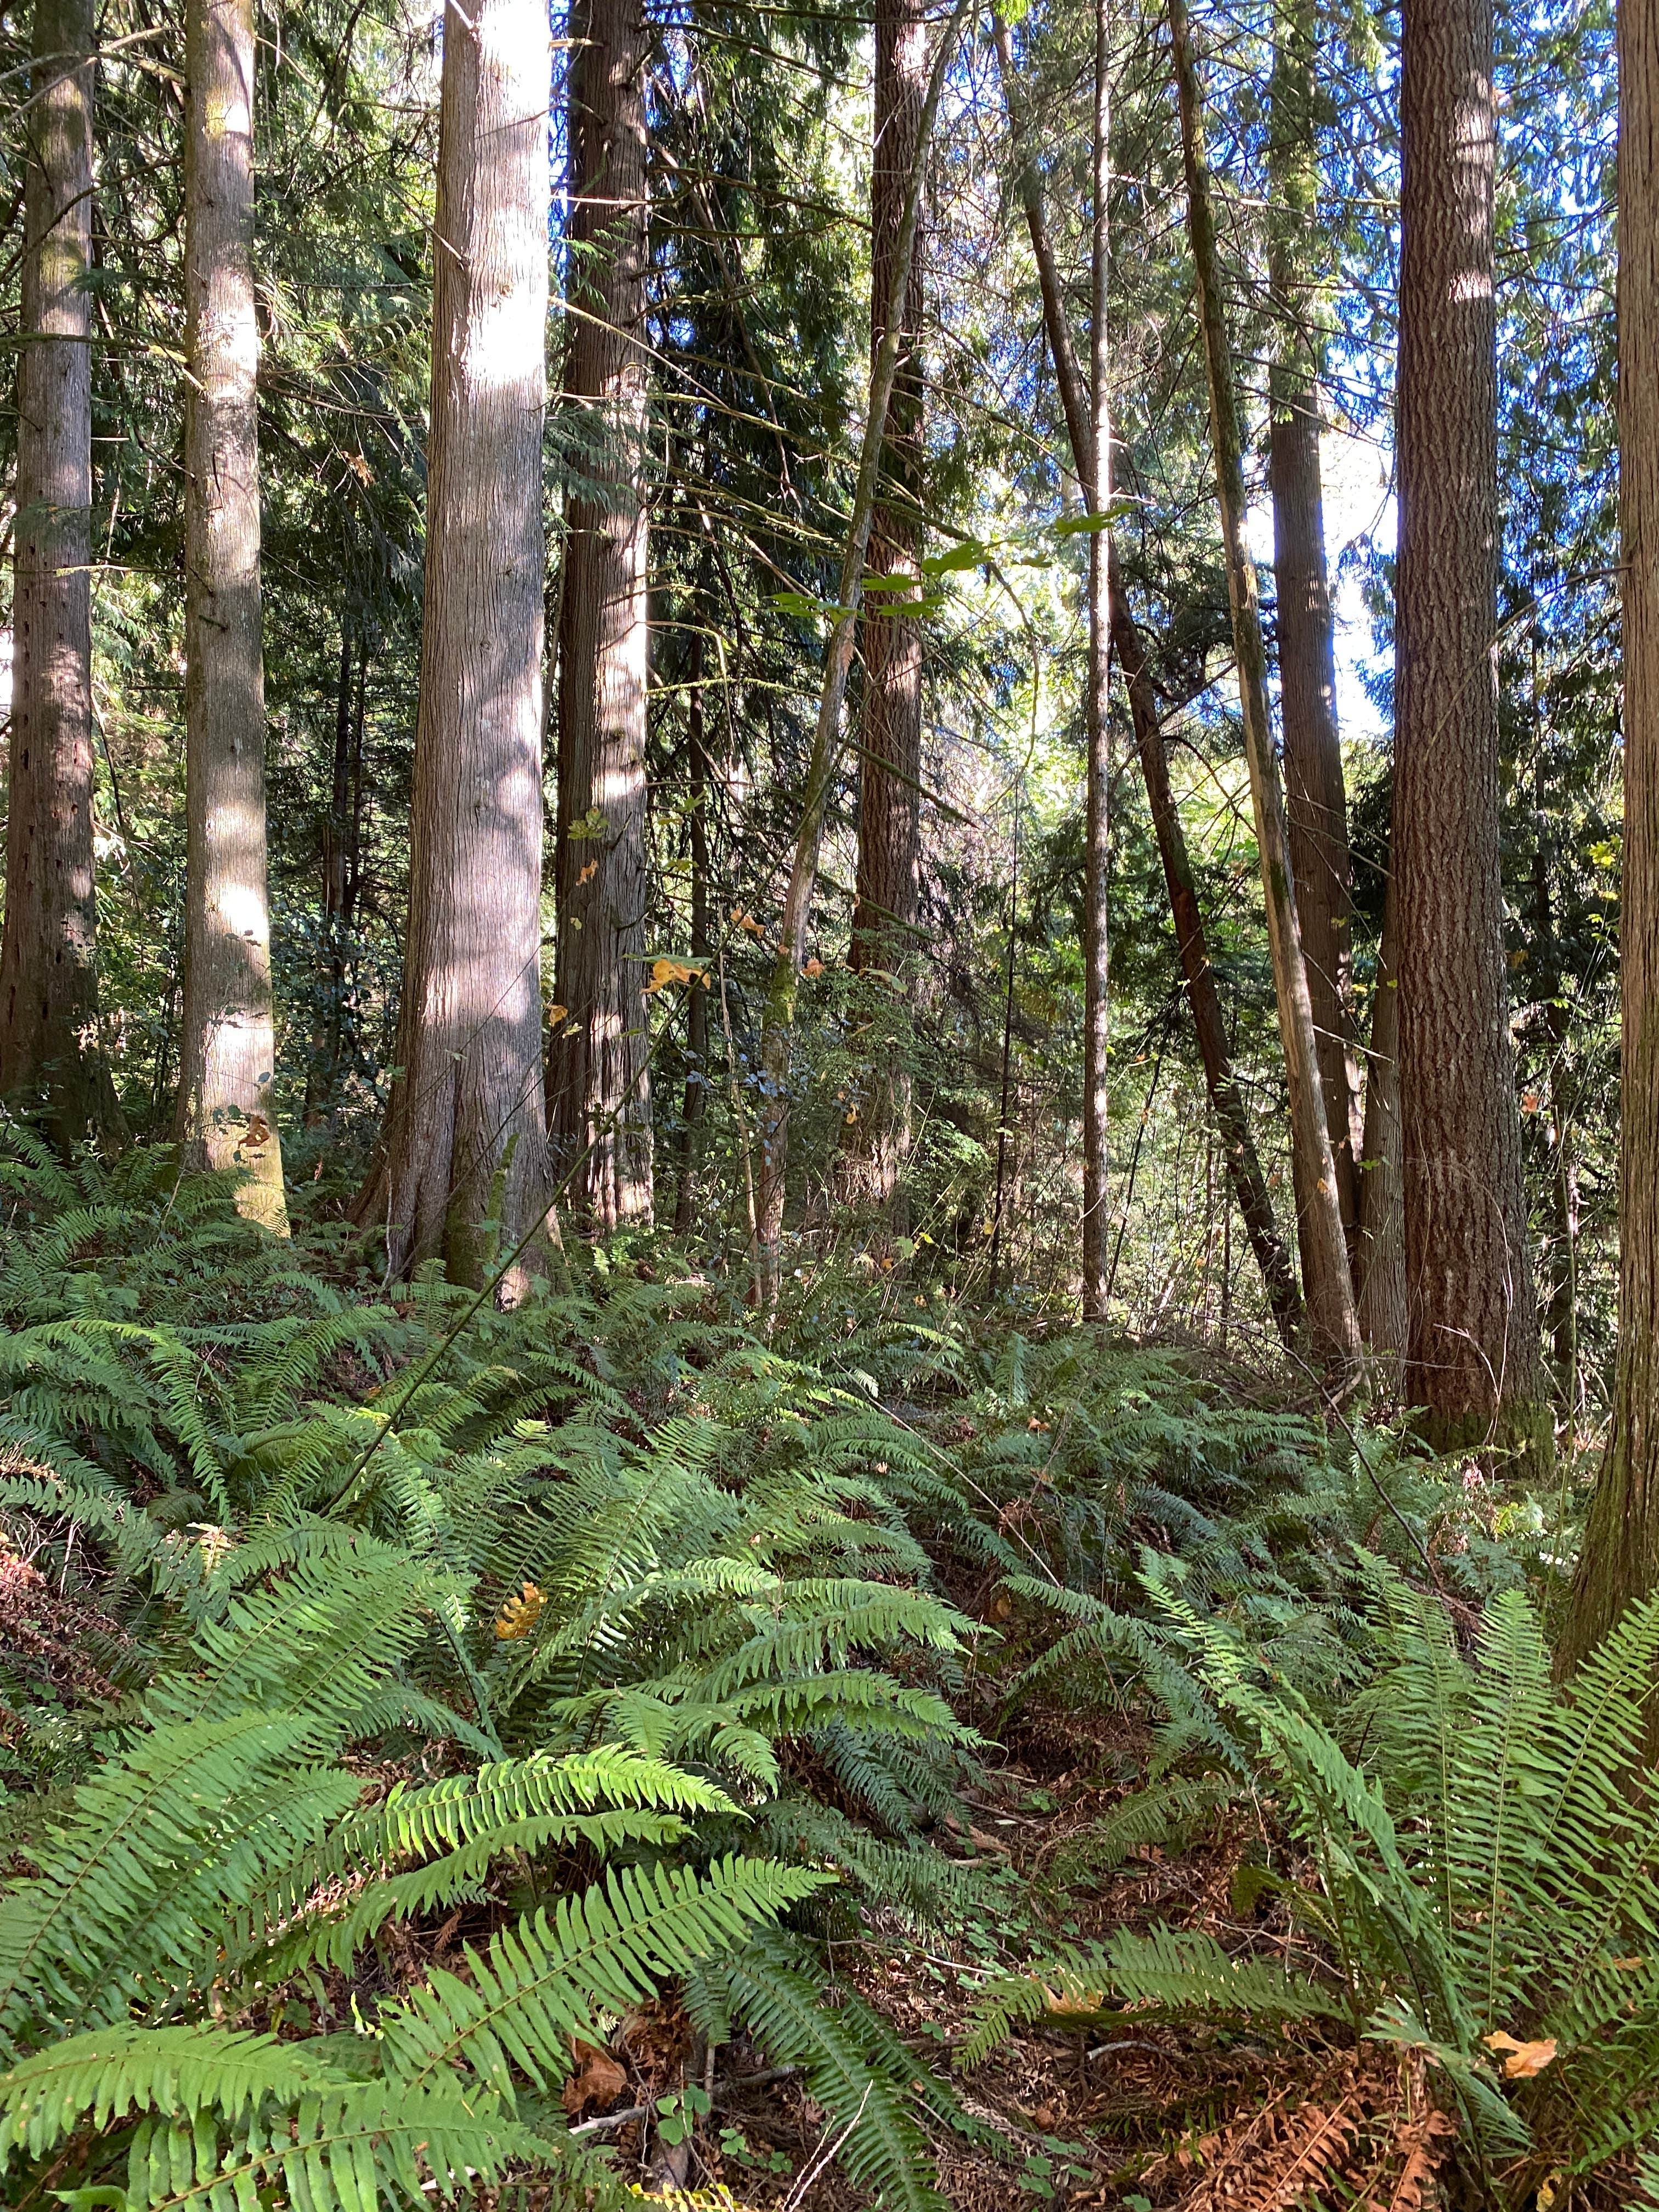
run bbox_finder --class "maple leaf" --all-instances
[1482,2030,1557,2078]
[578,859,599,884]
[562,2038,628,2115]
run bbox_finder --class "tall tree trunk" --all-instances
[1395,0,1547,1462]
[1267,0,1360,1269]
[550,0,653,1230]
[173,0,287,1230]
[1169,0,1359,1373]
[673,639,710,1235]
[0,0,123,1147]
[354,0,550,1288]
[992,8,1301,1350]
[1080,0,1112,1318]
[753,0,967,1295]
[1356,879,1406,1362]
[1562,0,1657,1667]
[844,0,927,1226]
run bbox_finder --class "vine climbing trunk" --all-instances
[1267,0,1360,1269]
[1170,0,1358,1373]
[354,0,551,1289]
[844,0,928,1229]
[1080,0,1112,1319]
[551,0,654,1229]
[753,0,969,1299]
[1394,0,1547,1463]
[174,0,288,1232]
[0,0,123,1148]
[992,8,1301,1351]
[1561,0,1659,1674]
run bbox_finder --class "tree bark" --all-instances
[0,0,123,1148]
[1266,0,1361,1269]
[354,0,551,1289]
[1395,0,1547,1462]
[1356,878,1406,1363]
[1080,0,1113,1318]
[753,0,968,1295]
[173,0,287,1232]
[673,639,710,1235]
[1169,0,1359,1373]
[992,8,1301,1350]
[1561,0,1659,1669]
[844,0,928,1225]
[550,0,654,1230]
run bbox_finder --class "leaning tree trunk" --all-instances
[1170,0,1359,1373]
[992,8,1301,1350]
[1395,0,1547,1464]
[0,0,123,1148]
[354,0,551,1289]
[844,0,928,1229]
[551,0,654,1230]
[1356,879,1407,1364]
[1267,0,1361,1266]
[1079,0,1113,1319]
[173,0,288,1232]
[1561,0,1659,1671]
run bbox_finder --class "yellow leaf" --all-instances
[548,1004,568,1025]
[495,1581,545,1640]
[1483,2031,1557,2079]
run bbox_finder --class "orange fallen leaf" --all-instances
[548,1004,568,1025]
[803,957,825,977]
[1483,2030,1558,2079]
[578,859,599,885]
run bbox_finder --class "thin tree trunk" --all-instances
[844,0,927,1226]
[1562,0,1657,1667]
[551,0,653,1230]
[753,0,968,1296]
[1356,878,1406,1363]
[1169,0,1358,1372]
[992,8,1301,1350]
[0,0,123,1148]
[674,641,710,1235]
[1266,0,1360,1266]
[308,611,354,1120]
[173,0,287,1230]
[1395,0,1547,1463]
[353,0,551,1289]
[1080,0,1112,1318]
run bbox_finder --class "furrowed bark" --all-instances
[1266,0,1361,1265]
[354,0,551,1290]
[1394,0,1547,1462]
[1169,0,1358,1372]
[174,0,289,1233]
[753,0,970,1297]
[993,7,1300,1350]
[0,0,123,1147]
[843,0,928,1228]
[551,0,654,1229]
[1080,0,1113,1318]
[1561,0,1659,1672]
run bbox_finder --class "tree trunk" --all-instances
[992,8,1301,1350]
[1169,0,1359,1374]
[173,0,287,1231]
[1395,0,1547,1462]
[1080,0,1112,1319]
[1266,0,1360,1266]
[673,642,710,1235]
[844,0,927,1225]
[550,0,654,1230]
[1561,0,1658,1668]
[354,0,551,1289]
[1356,879,1406,1363]
[753,0,968,1295]
[0,0,123,1148]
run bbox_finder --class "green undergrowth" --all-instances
[0,1134,1634,2209]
